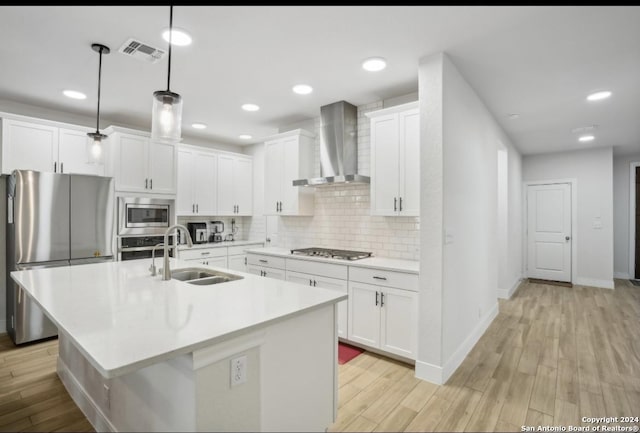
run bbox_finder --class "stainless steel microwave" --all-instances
[117,197,174,236]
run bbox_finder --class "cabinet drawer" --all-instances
[227,243,263,256]
[349,267,418,292]
[286,258,348,280]
[180,247,227,261]
[247,253,285,269]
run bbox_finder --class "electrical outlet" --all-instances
[231,355,247,387]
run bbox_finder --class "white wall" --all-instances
[416,52,522,384]
[523,147,614,288]
[613,152,640,278]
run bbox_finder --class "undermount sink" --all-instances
[171,267,244,285]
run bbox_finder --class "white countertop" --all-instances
[10,258,345,378]
[177,239,264,251]
[245,247,419,274]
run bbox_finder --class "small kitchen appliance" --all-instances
[210,221,224,243]
[187,222,208,244]
[290,247,372,260]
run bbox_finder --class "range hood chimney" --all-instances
[293,100,369,187]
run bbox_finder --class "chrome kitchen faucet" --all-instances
[160,224,193,280]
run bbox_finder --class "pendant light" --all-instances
[87,43,110,164]
[151,5,183,143]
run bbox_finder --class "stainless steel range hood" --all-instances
[293,100,369,187]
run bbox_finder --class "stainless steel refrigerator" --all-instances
[5,169,114,345]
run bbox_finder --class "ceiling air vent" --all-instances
[118,38,165,63]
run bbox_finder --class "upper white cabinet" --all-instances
[2,117,105,176]
[106,126,176,195]
[366,101,419,216]
[264,129,315,216]
[217,153,252,216]
[177,145,217,216]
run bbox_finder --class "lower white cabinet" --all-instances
[227,243,264,272]
[286,270,349,339]
[247,264,286,280]
[348,281,418,360]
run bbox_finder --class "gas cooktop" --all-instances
[290,247,373,261]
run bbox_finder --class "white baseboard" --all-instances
[497,277,523,299]
[614,272,630,279]
[57,357,116,433]
[574,277,614,290]
[415,302,499,385]
[415,360,444,385]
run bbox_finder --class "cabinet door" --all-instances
[205,256,228,268]
[114,133,148,192]
[280,136,300,215]
[398,109,420,216]
[234,157,253,215]
[58,128,105,176]
[380,287,417,359]
[217,154,235,215]
[370,114,400,216]
[193,151,217,215]
[246,264,265,277]
[2,119,58,174]
[314,275,349,339]
[247,264,284,280]
[176,149,194,216]
[264,140,283,215]
[347,282,381,348]
[227,254,247,272]
[148,141,176,194]
[286,270,314,287]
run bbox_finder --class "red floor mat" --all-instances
[338,342,364,365]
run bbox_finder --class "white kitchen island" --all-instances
[10,258,347,432]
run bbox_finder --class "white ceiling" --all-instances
[0,6,639,156]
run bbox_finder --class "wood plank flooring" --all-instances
[0,279,638,432]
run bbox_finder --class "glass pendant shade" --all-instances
[151,90,182,142]
[86,132,107,164]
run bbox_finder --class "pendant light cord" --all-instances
[95,46,103,134]
[167,5,173,92]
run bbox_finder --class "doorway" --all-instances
[526,182,572,283]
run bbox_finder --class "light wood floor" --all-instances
[1,279,638,432]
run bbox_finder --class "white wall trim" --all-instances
[523,179,578,284]
[498,276,523,299]
[57,357,115,433]
[630,162,639,280]
[575,277,614,290]
[414,360,444,385]
[614,272,630,279]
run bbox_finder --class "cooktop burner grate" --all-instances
[290,247,373,261]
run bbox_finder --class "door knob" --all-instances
[565,236,571,241]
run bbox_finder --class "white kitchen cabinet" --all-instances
[185,256,228,268]
[177,145,217,216]
[264,129,315,216]
[227,243,264,272]
[347,267,418,360]
[286,270,349,338]
[247,253,286,279]
[106,126,176,194]
[367,101,419,216]
[217,153,252,216]
[2,118,105,176]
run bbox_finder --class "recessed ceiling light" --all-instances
[162,28,192,46]
[292,84,313,95]
[242,103,260,112]
[362,57,387,72]
[191,123,207,129]
[578,135,595,142]
[63,90,87,100]
[586,91,612,101]
[239,134,252,139]
[507,113,520,119]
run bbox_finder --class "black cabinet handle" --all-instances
[399,197,402,212]
[244,257,247,265]
[373,276,387,281]
[259,259,268,263]
[381,292,385,307]
[394,197,397,211]
[309,279,312,286]
[150,179,153,190]
[54,162,57,173]
[276,202,279,212]
[313,280,317,287]
[375,291,379,306]
[145,178,148,189]
[196,204,199,213]
[61,162,64,173]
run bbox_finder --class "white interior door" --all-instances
[527,183,572,282]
